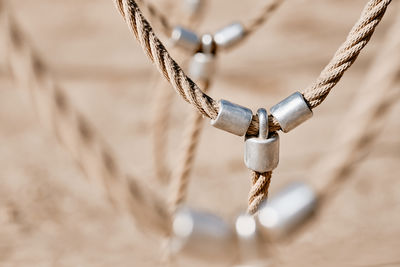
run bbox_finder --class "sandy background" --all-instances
[0,0,399,266]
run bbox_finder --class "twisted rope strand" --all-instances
[301,0,391,109]
[1,2,170,235]
[151,7,207,184]
[169,81,210,214]
[248,171,272,215]
[114,0,391,136]
[313,11,400,200]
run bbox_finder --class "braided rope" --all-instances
[169,80,210,214]
[301,0,392,109]
[1,2,170,235]
[114,0,391,135]
[114,0,391,214]
[313,12,400,201]
[248,171,272,215]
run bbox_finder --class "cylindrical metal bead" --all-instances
[183,0,203,14]
[244,109,280,173]
[210,99,253,136]
[171,26,200,52]
[214,22,245,50]
[171,207,236,260]
[188,52,215,81]
[270,92,313,133]
[200,33,215,54]
[257,182,317,238]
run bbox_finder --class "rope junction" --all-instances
[113,0,391,213]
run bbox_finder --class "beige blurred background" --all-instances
[0,0,399,266]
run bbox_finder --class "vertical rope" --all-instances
[169,80,210,214]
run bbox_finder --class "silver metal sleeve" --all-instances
[244,132,279,172]
[171,207,236,260]
[257,182,317,238]
[214,22,245,50]
[189,52,215,81]
[210,99,253,136]
[171,26,200,52]
[270,92,313,133]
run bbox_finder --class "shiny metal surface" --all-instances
[183,0,203,14]
[211,99,253,136]
[244,109,279,172]
[214,22,245,49]
[257,182,317,238]
[188,52,215,81]
[270,92,313,133]
[171,26,200,52]
[171,207,236,259]
[200,33,214,54]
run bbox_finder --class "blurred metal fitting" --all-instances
[214,22,245,50]
[200,33,215,54]
[235,214,262,263]
[245,109,280,173]
[183,0,203,15]
[171,207,236,260]
[270,92,313,133]
[236,214,257,240]
[257,182,317,238]
[211,99,253,136]
[189,52,215,81]
[171,26,200,52]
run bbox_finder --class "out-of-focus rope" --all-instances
[133,0,284,40]
[152,78,175,183]
[168,80,210,214]
[0,1,171,235]
[243,0,284,37]
[151,3,207,184]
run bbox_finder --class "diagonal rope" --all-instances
[0,1,171,235]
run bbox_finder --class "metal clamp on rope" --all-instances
[270,92,313,133]
[257,182,317,239]
[214,22,245,50]
[171,26,200,52]
[189,34,216,81]
[244,108,279,173]
[171,207,235,260]
[210,99,253,136]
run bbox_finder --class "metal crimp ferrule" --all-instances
[189,52,215,81]
[244,108,279,172]
[171,26,200,52]
[270,92,313,133]
[213,22,245,50]
[257,182,317,239]
[171,207,235,259]
[210,99,253,136]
